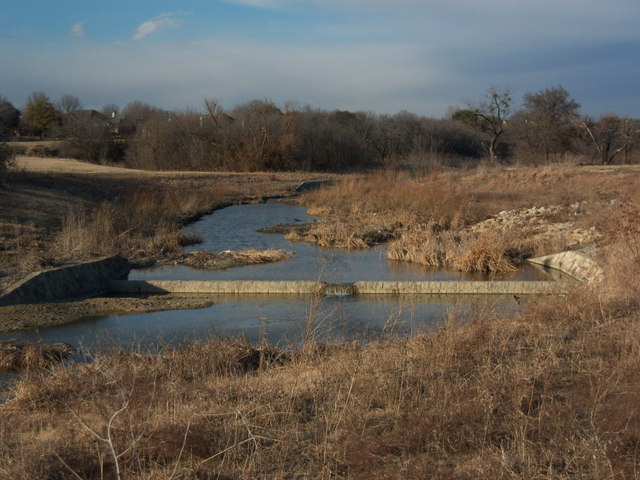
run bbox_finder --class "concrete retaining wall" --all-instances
[109,279,561,296]
[0,256,131,306]
[528,250,603,283]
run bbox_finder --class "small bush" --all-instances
[28,144,59,157]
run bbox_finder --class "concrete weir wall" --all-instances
[0,256,131,306]
[528,250,603,283]
[109,279,561,296]
[353,281,558,295]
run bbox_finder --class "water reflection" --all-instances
[0,294,518,353]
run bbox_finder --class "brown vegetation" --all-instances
[294,165,640,273]
[0,164,639,477]
[2,155,640,478]
[0,341,75,372]
[0,158,327,291]
[51,182,226,261]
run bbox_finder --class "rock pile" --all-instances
[469,203,600,249]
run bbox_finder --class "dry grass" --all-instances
[1,158,332,289]
[387,226,536,273]
[0,341,75,372]
[51,182,230,262]
[2,280,640,478]
[295,165,640,272]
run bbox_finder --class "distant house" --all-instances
[214,113,236,126]
[66,109,111,126]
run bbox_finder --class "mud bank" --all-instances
[0,295,213,333]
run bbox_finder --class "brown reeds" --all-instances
[294,166,636,272]
[0,341,75,372]
[2,167,640,478]
[387,226,532,273]
[51,182,229,262]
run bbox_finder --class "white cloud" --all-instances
[68,21,87,38]
[132,13,182,40]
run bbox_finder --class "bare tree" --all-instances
[464,86,513,162]
[56,94,83,114]
[513,86,580,163]
[59,110,116,164]
[582,115,640,165]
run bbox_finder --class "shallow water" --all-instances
[130,202,548,283]
[0,294,517,351]
[0,202,554,359]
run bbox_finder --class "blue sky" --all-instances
[1,0,639,117]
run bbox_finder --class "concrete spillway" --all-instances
[0,255,571,307]
[109,279,560,296]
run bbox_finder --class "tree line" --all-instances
[1,86,639,171]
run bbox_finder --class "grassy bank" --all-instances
[292,165,639,273]
[1,261,639,478]
[0,158,327,290]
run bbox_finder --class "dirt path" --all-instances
[14,155,335,182]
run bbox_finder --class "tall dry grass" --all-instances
[387,225,543,273]
[293,171,529,271]
[288,172,471,251]
[295,165,640,272]
[51,182,228,261]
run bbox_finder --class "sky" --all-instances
[1,0,639,118]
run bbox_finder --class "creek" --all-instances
[0,202,553,353]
